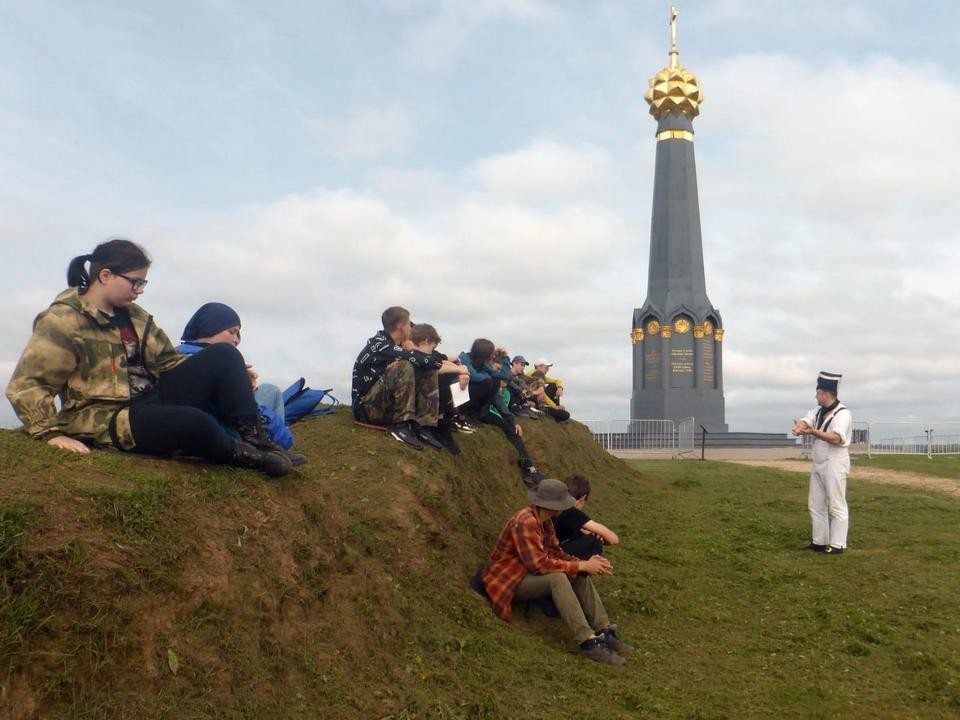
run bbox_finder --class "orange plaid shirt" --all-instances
[480,505,580,621]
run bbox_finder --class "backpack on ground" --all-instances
[282,378,340,424]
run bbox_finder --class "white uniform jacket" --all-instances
[801,402,851,464]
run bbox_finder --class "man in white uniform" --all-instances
[792,371,851,555]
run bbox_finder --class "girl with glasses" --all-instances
[5,238,292,477]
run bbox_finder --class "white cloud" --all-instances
[305,106,416,160]
[395,0,559,71]
[467,139,618,202]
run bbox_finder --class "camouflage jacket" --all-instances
[5,288,185,449]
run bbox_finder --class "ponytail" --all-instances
[66,254,94,291]
[65,239,151,294]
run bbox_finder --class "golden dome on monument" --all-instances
[645,64,703,120]
[644,6,704,120]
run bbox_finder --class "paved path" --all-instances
[614,449,960,499]
[728,459,960,499]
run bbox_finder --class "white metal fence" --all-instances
[583,419,678,452]
[800,420,960,459]
[675,417,695,458]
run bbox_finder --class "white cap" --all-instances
[534,358,553,368]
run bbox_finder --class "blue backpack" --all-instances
[282,378,340,424]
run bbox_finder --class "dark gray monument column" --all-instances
[630,7,727,431]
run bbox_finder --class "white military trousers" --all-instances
[808,444,849,548]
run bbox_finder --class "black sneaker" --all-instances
[598,626,634,654]
[453,417,478,433]
[823,545,844,555]
[415,425,445,450]
[388,422,424,450]
[519,459,543,488]
[579,637,625,666]
[804,542,827,552]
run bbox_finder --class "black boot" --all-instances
[437,417,461,455]
[230,441,291,478]
[233,415,285,453]
[232,416,308,466]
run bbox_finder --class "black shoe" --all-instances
[233,416,286,454]
[452,417,473,433]
[230,442,291,478]
[598,626,634,654]
[415,425,444,450]
[519,459,543,488]
[283,449,308,466]
[805,542,827,552]
[579,637,625,666]
[823,545,844,555]
[388,422,424,450]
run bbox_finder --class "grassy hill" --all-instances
[2,413,959,719]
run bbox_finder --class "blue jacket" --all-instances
[458,351,511,384]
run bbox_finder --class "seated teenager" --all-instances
[477,479,632,666]
[176,302,305,466]
[459,340,542,485]
[409,323,469,455]
[527,359,570,423]
[351,306,450,450]
[554,475,620,560]
[457,339,511,420]
[505,355,544,419]
[5,239,291,477]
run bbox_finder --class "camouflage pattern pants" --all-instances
[360,361,439,427]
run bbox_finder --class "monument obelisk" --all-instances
[631,6,727,431]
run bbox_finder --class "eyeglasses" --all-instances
[115,273,148,290]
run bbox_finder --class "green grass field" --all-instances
[2,418,959,719]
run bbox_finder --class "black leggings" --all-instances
[127,344,257,462]
[480,408,529,459]
[463,377,498,419]
[438,374,459,417]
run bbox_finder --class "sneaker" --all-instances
[598,626,634,654]
[579,637,625,666]
[415,425,444,450]
[519,459,543,488]
[388,422,424,450]
[823,545,844,555]
[453,417,477,434]
[804,542,827,552]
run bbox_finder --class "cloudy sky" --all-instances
[3,0,959,435]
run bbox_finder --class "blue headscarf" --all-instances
[181,302,241,342]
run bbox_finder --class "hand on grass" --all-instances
[48,436,91,454]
